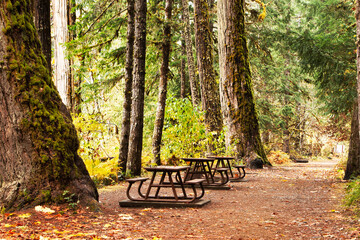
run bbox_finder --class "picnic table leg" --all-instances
[205,161,215,183]
[145,171,157,200]
[176,171,188,198]
[226,159,234,178]
[154,171,167,198]
[126,182,136,201]
[167,171,178,201]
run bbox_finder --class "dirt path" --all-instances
[99,159,360,239]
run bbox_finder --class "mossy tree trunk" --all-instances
[345,103,360,179]
[118,0,135,173]
[194,0,223,153]
[217,0,270,165]
[152,0,173,165]
[181,0,200,107]
[345,0,360,179]
[0,0,98,211]
[127,0,147,176]
[32,0,51,72]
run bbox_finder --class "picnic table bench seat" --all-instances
[125,177,149,200]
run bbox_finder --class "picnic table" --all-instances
[124,166,205,203]
[181,157,229,186]
[208,156,246,180]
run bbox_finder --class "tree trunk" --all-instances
[217,0,270,165]
[53,0,71,107]
[181,0,200,106]
[119,0,135,173]
[68,0,79,113]
[345,103,360,179]
[345,0,360,179]
[152,0,173,165]
[180,40,187,99]
[194,0,222,153]
[32,0,51,72]
[0,0,98,211]
[127,0,147,176]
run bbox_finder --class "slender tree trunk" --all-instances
[53,0,71,107]
[180,40,187,99]
[119,0,135,173]
[68,0,79,113]
[0,0,98,211]
[181,0,200,106]
[217,0,270,165]
[32,0,51,72]
[345,0,360,179]
[194,0,222,153]
[152,0,173,165]
[127,0,147,175]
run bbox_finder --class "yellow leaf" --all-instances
[4,224,15,227]
[18,213,31,218]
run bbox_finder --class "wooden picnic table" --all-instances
[207,156,246,180]
[181,157,229,186]
[125,166,205,203]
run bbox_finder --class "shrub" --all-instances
[73,113,120,186]
[268,150,292,165]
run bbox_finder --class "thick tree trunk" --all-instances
[53,0,71,107]
[0,0,98,211]
[194,0,222,153]
[217,0,270,165]
[32,0,51,72]
[345,103,360,179]
[152,0,173,165]
[345,0,360,179]
[127,0,147,175]
[119,0,135,173]
[181,0,200,106]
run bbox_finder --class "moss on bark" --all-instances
[1,0,98,210]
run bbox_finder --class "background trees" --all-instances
[3,0,355,187]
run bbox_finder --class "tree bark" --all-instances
[345,103,360,179]
[180,40,187,99]
[345,0,360,179]
[181,0,200,106]
[32,0,51,72]
[194,0,223,153]
[68,0,80,114]
[217,0,270,165]
[53,0,71,107]
[0,0,98,211]
[152,0,173,165]
[119,0,135,173]
[127,0,147,175]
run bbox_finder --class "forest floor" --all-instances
[1,158,360,239]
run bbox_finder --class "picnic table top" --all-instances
[143,165,190,172]
[181,157,215,161]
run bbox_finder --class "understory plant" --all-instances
[73,113,120,186]
[345,177,360,213]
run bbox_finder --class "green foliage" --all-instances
[345,178,360,211]
[62,190,78,211]
[161,97,207,159]
[73,114,120,186]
